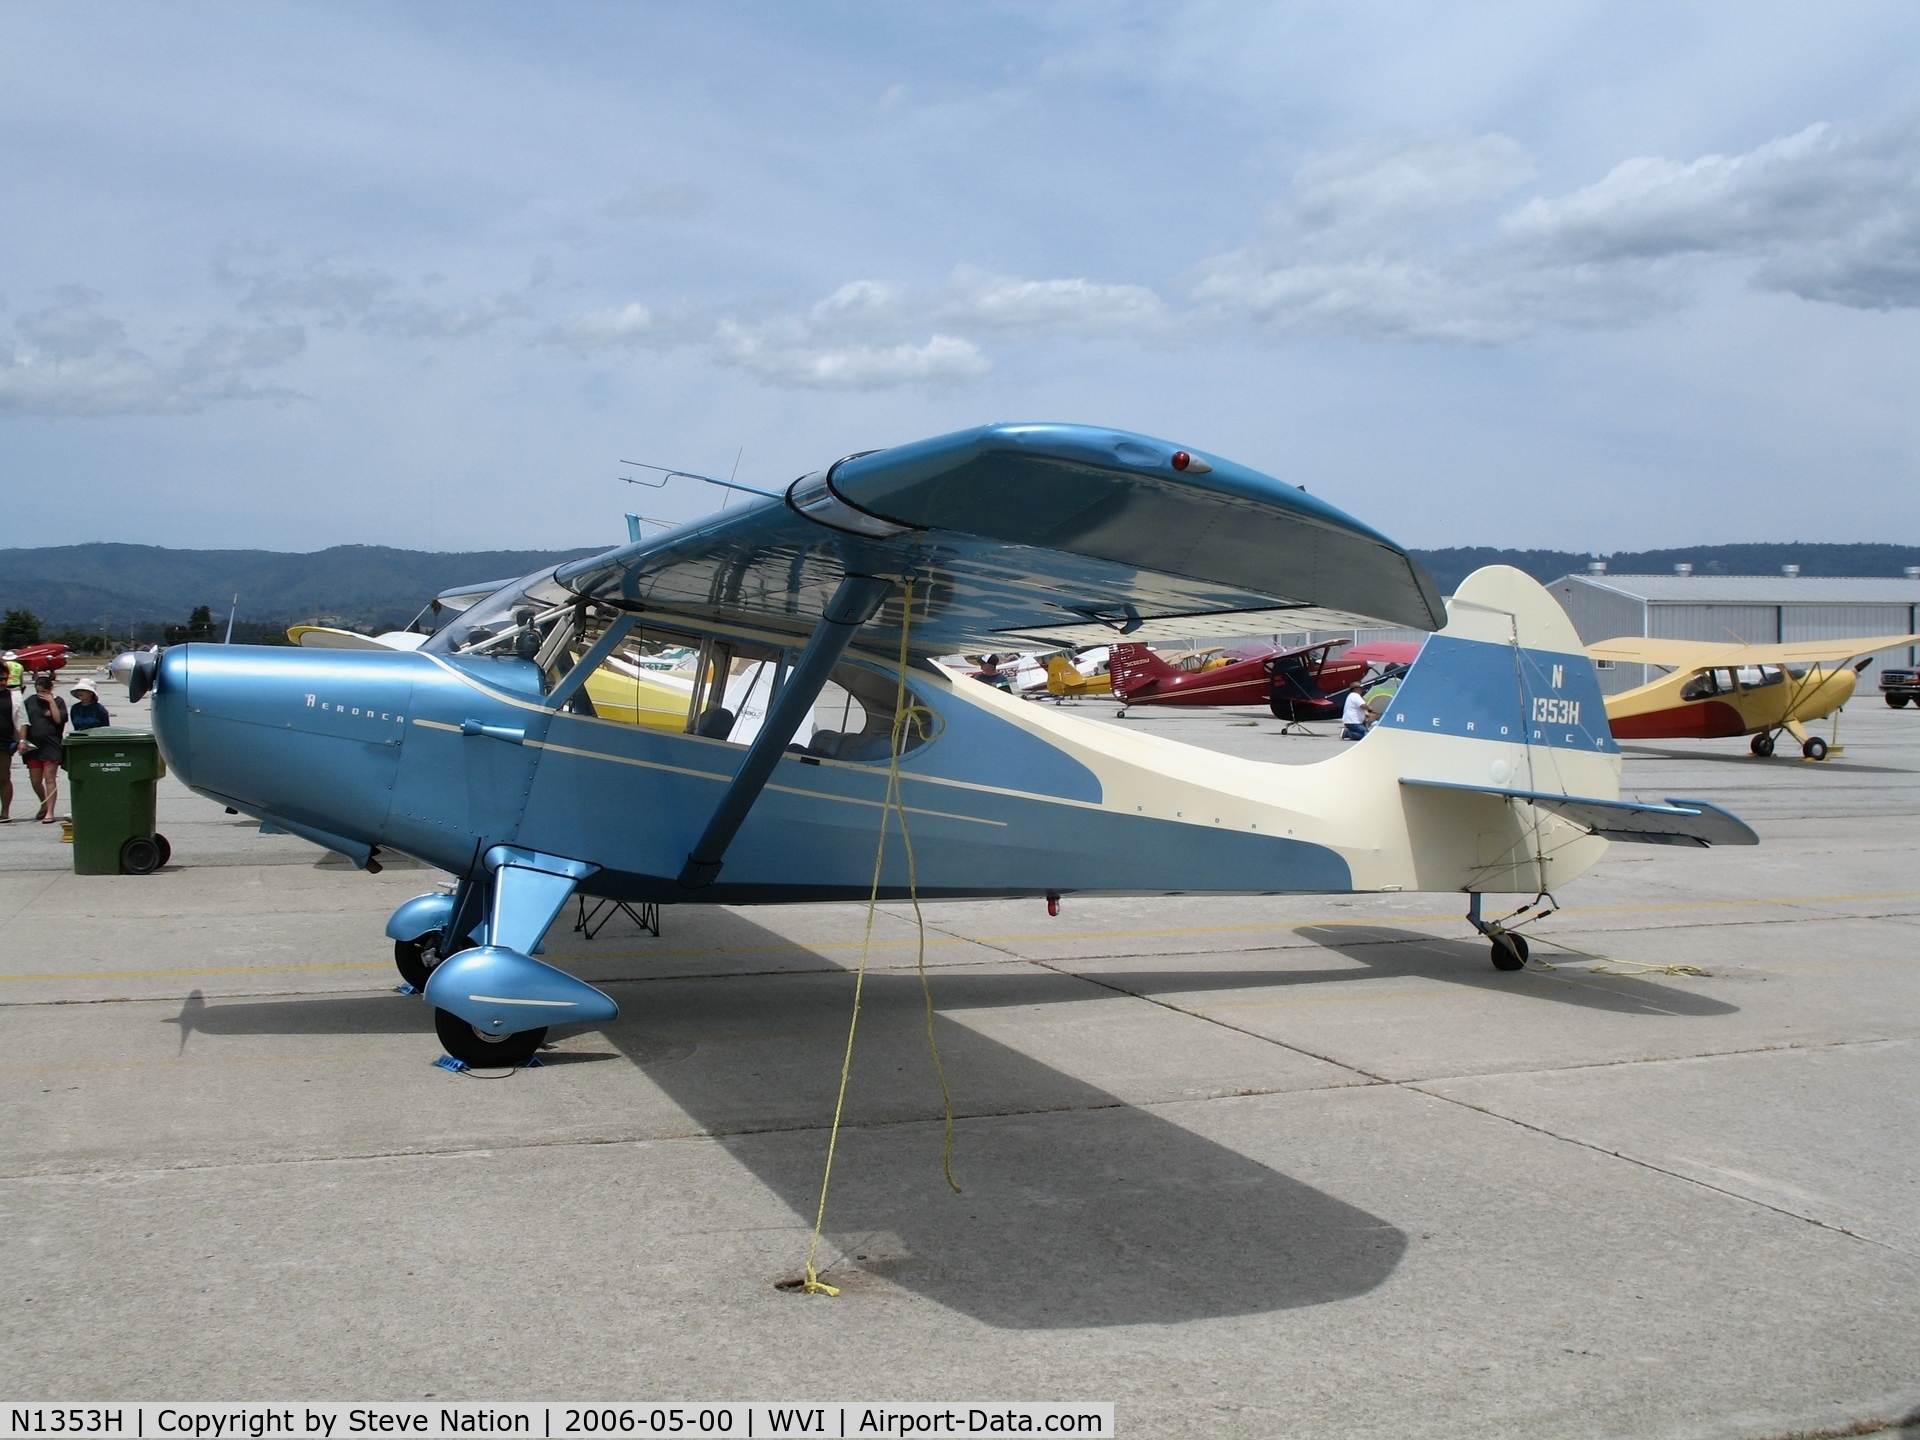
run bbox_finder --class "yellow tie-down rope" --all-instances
[801,578,960,1297]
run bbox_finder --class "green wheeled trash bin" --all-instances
[63,728,171,875]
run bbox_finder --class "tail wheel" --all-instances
[433,1008,547,1068]
[1750,733,1776,757]
[1490,933,1529,971]
[1802,736,1829,761]
[394,932,443,990]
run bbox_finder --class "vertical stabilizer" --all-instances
[1361,566,1620,891]
[1109,642,1177,697]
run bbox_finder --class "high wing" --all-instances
[1587,633,1920,670]
[555,423,1445,655]
[435,579,520,615]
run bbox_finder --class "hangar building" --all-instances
[1547,570,1920,695]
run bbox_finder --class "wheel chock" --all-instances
[433,1051,546,1073]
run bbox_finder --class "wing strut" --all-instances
[677,574,894,889]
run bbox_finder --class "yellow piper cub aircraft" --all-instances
[1044,647,1114,698]
[1588,633,1920,759]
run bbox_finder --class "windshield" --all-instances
[421,569,573,655]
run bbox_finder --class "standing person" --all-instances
[0,676,18,822]
[21,673,68,823]
[1339,680,1370,741]
[69,679,110,731]
[972,654,1012,691]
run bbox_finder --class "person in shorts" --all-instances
[0,675,19,822]
[20,673,68,823]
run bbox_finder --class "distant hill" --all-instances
[0,543,603,635]
[4,540,1915,640]
[1407,544,1920,596]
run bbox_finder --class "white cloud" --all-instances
[219,251,528,338]
[1283,132,1534,235]
[219,252,399,319]
[544,264,1169,389]
[0,289,304,416]
[714,326,990,389]
[1193,115,1920,342]
[14,285,128,359]
[926,266,1169,335]
[543,301,657,350]
[1503,118,1920,310]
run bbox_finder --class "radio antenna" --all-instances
[619,458,779,501]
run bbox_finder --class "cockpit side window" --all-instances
[796,662,938,763]
[1680,670,1719,701]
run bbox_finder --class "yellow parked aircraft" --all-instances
[1588,633,1920,759]
[1045,649,1114,698]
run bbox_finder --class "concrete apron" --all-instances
[2,698,1918,1438]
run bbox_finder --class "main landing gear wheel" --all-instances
[433,1008,547,1068]
[1802,736,1829,761]
[394,931,443,990]
[1750,733,1776,757]
[1490,933,1529,971]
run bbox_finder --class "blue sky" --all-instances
[4,2,1919,554]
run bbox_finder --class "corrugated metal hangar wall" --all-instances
[1547,574,1920,694]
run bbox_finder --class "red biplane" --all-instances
[5,643,70,680]
[1110,639,1420,719]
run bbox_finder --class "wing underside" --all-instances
[1587,633,1920,670]
[555,423,1445,655]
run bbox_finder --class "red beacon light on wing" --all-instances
[1170,451,1212,473]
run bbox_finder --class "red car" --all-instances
[1111,639,1421,719]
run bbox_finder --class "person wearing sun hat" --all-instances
[69,677,110,732]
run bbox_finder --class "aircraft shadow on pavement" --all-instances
[1284,925,1739,1018]
[167,916,1410,1331]
[589,960,1408,1331]
[1617,743,1911,775]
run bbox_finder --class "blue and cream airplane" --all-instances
[125,423,1756,1066]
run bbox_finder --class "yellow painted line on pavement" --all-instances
[1,1053,370,1077]
[1200,989,1459,1012]
[1,960,389,983]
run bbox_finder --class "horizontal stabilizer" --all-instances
[1400,779,1759,848]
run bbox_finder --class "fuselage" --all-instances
[1605,661,1858,740]
[148,601,1615,906]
